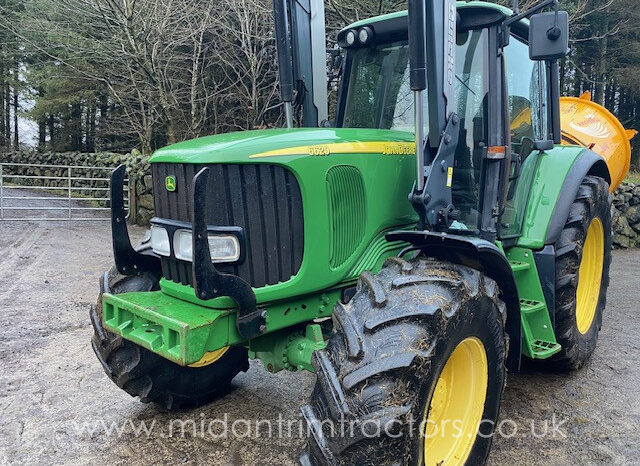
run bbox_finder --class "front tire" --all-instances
[301,257,508,465]
[90,266,249,409]
[550,175,612,370]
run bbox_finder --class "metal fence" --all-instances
[0,163,128,221]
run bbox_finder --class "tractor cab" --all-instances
[334,3,563,243]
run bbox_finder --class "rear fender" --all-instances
[516,147,610,250]
[386,230,522,372]
[544,150,610,245]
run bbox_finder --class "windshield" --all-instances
[341,30,490,232]
[342,41,415,132]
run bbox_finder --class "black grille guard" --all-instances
[192,167,264,339]
[109,165,264,340]
[110,165,160,275]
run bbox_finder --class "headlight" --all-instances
[150,226,170,256]
[173,229,240,263]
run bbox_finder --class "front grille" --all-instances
[152,163,304,288]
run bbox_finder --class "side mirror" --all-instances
[529,11,569,60]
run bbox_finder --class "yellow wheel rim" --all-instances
[575,217,605,334]
[424,337,488,466]
[187,347,229,367]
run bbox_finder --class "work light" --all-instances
[345,29,356,46]
[358,27,372,44]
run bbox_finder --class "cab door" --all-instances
[499,34,550,240]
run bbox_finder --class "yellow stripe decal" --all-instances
[249,141,416,158]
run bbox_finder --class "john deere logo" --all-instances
[165,176,176,192]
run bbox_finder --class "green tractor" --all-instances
[91,0,628,464]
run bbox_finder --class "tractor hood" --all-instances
[149,127,414,164]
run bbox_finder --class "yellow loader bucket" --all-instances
[560,92,637,191]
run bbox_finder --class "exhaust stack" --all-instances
[272,0,328,128]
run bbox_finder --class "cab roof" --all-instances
[340,1,528,41]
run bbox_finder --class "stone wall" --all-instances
[612,182,640,248]
[0,149,151,225]
[125,150,154,225]
[1,150,124,168]
[1,150,124,190]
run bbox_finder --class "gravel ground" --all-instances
[0,219,638,465]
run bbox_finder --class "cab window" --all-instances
[504,36,548,159]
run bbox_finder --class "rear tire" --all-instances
[301,257,508,466]
[550,175,612,371]
[90,266,249,410]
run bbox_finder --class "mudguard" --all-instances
[516,146,610,250]
[544,149,610,245]
[386,230,522,372]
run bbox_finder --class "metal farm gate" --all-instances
[0,163,128,221]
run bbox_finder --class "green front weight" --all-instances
[102,289,340,366]
[102,291,228,365]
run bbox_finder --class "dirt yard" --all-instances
[0,220,638,465]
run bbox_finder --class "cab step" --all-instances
[531,339,562,358]
[506,247,561,360]
[519,298,546,314]
[509,260,530,273]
